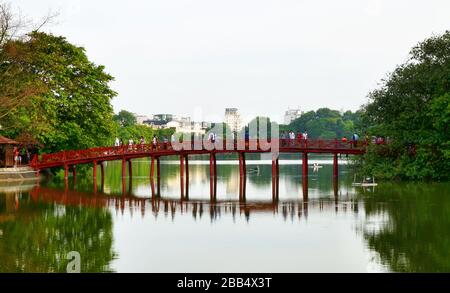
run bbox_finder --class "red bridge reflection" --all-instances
[27,185,361,221]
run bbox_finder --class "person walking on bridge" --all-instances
[288,130,295,146]
[281,131,287,147]
[297,131,303,146]
[128,138,134,151]
[352,133,359,148]
[302,131,308,147]
[139,136,146,151]
[152,135,158,151]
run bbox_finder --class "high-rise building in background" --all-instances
[142,113,210,134]
[225,108,243,133]
[134,114,150,125]
[284,108,302,125]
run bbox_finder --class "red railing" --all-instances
[31,139,367,169]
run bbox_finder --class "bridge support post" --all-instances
[150,157,156,197]
[150,157,155,179]
[272,158,279,200]
[72,165,76,184]
[333,153,338,179]
[64,164,69,181]
[209,153,217,199]
[156,157,161,196]
[93,161,97,180]
[185,155,189,199]
[333,153,339,207]
[93,161,97,193]
[128,174,133,195]
[180,154,185,198]
[121,159,127,195]
[239,152,246,177]
[100,162,105,190]
[302,152,308,180]
[239,176,246,202]
[333,176,339,204]
[239,152,246,201]
[122,177,126,196]
[302,176,308,199]
[302,152,308,202]
[128,159,132,179]
[121,159,126,178]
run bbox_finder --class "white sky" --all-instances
[15,0,450,123]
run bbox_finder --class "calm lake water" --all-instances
[0,155,449,272]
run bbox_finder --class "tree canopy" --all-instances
[360,31,450,180]
[0,31,117,152]
[113,110,136,128]
[283,108,361,139]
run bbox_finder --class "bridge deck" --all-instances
[29,139,366,199]
[31,139,365,169]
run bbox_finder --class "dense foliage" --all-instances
[282,108,362,139]
[113,110,174,144]
[0,32,117,152]
[359,31,450,180]
[113,110,137,127]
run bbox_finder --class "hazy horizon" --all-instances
[15,0,450,123]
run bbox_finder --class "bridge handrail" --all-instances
[33,139,368,167]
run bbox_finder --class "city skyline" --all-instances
[14,0,450,120]
[130,106,308,126]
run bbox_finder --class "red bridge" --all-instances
[30,139,366,198]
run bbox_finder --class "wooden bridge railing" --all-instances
[31,138,367,168]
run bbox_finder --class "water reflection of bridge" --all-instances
[25,186,360,221]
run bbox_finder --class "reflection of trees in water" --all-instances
[0,192,116,272]
[361,183,450,272]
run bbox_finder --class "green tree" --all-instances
[285,108,360,139]
[1,32,117,152]
[361,31,450,180]
[113,110,137,127]
[113,122,175,145]
[0,2,51,126]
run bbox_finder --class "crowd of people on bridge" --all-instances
[111,130,388,153]
[280,130,308,147]
[114,134,169,151]
[279,131,382,148]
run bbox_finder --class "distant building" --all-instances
[143,119,167,129]
[225,108,243,133]
[284,108,302,125]
[144,113,209,134]
[143,113,173,129]
[153,114,174,122]
[134,114,150,125]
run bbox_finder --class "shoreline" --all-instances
[0,167,41,182]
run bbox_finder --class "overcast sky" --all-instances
[15,0,450,123]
